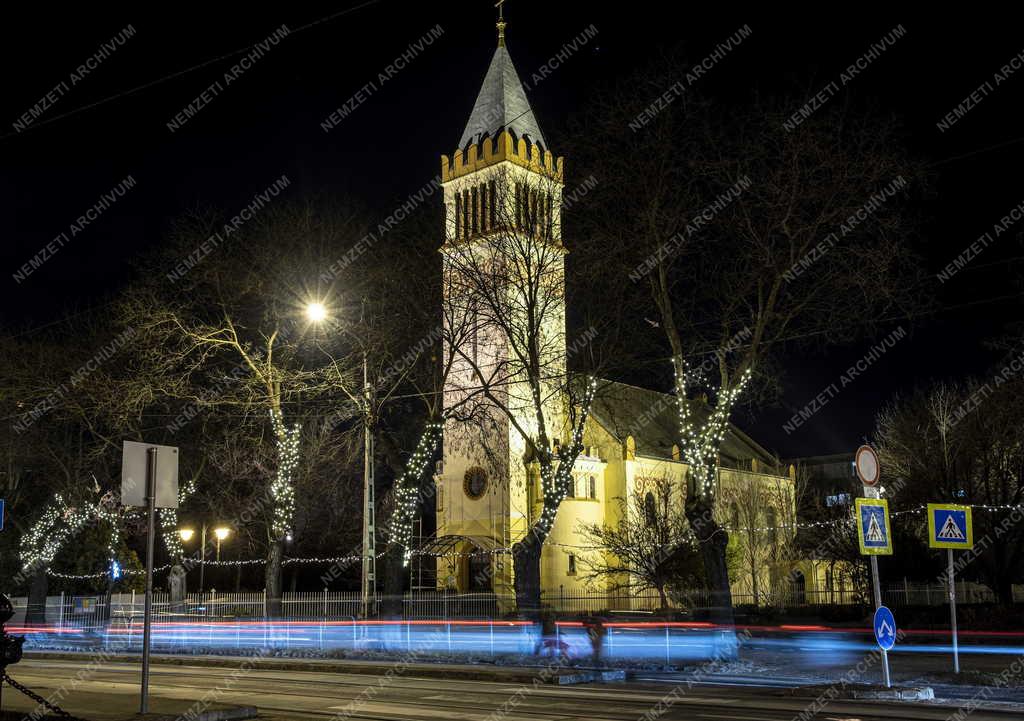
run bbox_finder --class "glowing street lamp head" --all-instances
[213,527,231,541]
[305,302,327,323]
[178,528,195,542]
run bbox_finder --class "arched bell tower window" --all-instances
[644,492,657,525]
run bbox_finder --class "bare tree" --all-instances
[876,375,1024,604]
[577,475,693,609]
[121,200,371,612]
[571,54,926,621]
[721,481,773,607]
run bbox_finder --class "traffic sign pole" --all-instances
[857,444,892,690]
[948,548,960,674]
[927,503,971,674]
[140,447,157,714]
[870,555,891,687]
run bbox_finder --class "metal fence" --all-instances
[9,581,1022,629]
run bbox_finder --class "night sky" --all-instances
[4,3,1023,459]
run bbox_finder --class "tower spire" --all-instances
[495,0,507,47]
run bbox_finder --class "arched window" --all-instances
[470,186,477,235]
[644,492,657,525]
[766,507,778,546]
[454,193,462,239]
[588,475,597,499]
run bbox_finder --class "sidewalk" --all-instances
[0,688,255,721]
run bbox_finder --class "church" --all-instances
[426,17,803,611]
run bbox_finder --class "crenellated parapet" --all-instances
[442,130,564,183]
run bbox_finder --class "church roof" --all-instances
[589,380,780,469]
[458,43,547,152]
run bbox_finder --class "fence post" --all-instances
[58,592,65,631]
[925,585,931,605]
[903,577,910,606]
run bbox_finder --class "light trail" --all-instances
[14,619,1024,663]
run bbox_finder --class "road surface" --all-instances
[2,658,1020,721]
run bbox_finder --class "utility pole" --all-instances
[361,349,376,618]
[199,523,207,594]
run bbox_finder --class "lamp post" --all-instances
[214,526,231,562]
[179,524,231,592]
[306,301,376,618]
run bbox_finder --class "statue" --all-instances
[168,565,187,613]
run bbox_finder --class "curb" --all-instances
[25,651,619,686]
[780,683,942,704]
[145,707,257,721]
[556,670,626,685]
[848,686,935,701]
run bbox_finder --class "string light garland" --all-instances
[40,500,1024,579]
[387,421,444,550]
[21,494,120,575]
[269,409,301,540]
[159,475,197,561]
[674,363,753,503]
[533,376,597,537]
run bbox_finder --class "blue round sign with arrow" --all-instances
[873,605,897,650]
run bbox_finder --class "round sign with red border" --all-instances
[855,445,880,487]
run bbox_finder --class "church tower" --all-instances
[434,16,567,598]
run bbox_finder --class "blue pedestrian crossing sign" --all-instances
[874,606,897,650]
[927,503,973,550]
[855,498,892,555]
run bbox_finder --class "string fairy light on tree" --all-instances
[20,494,120,575]
[674,362,753,501]
[387,420,444,550]
[269,408,301,539]
[159,476,197,561]
[534,376,597,536]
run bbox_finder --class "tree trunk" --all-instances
[512,536,543,618]
[381,543,405,617]
[26,567,48,624]
[750,557,760,608]
[265,540,283,618]
[657,585,669,610]
[687,500,734,626]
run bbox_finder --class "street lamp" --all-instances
[178,523,228,593]
[305,299,376,618]
[213,527,231,562]
[305,302,327,323]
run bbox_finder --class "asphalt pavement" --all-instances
[2,657,1022,721]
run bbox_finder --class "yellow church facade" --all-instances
[429,21,800,612]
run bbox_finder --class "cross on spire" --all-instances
[495,0,507,47]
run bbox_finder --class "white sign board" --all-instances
[121,441,179,509]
